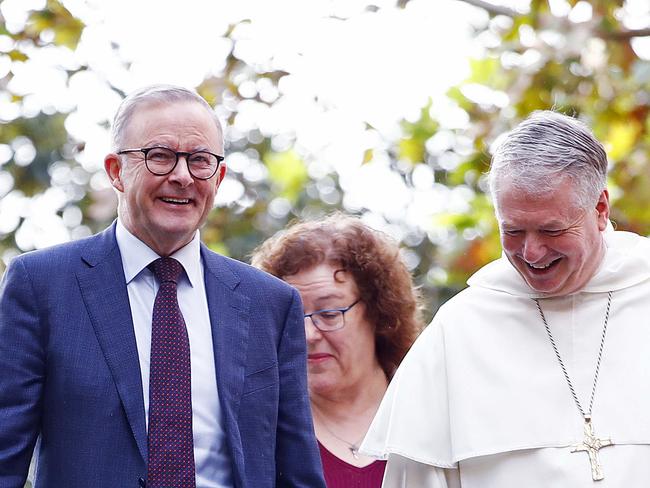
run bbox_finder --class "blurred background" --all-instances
[0,0,649,322]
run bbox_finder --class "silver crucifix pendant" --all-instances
[571,416,613,481]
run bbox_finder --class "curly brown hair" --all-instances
[251,213,423,379]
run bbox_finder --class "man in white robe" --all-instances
[361,111,650,487]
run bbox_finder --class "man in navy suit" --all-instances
[0,85,326,488]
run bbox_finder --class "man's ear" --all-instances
[596,189,610,231]
[104,153,124,192]
[213,162,227,191]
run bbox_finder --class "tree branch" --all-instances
[454,0,517,17]
[454,0,650,40]
[600,27,650,40]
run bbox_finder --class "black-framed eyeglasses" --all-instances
[304,299,360,332]
[117,146,224,180]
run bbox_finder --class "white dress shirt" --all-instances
[116,220,234,488]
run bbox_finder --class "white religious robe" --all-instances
[361,229,650,487]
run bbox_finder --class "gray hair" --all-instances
[488,110,608,209]
[110,84,223,150]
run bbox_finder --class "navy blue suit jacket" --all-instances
[0,224,325,488]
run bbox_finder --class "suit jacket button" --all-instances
[138,477,146,487]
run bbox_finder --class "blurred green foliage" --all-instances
[0,0,648,326]
[449,0,649,281]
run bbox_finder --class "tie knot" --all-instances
[149,257,183,284]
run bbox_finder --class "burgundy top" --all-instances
[318,441,387,488]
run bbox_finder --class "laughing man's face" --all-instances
[104,100,225,256]
[496,178,609,296]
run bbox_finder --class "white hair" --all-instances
[488,110,608,209]
[110,84,223,150]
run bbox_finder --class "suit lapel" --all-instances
[76,224,148,462]
[74,233,252,470]
[202,247,250,479]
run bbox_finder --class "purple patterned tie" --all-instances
[147,257,196,488]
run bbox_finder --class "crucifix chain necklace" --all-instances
[534,291,614,482]
[314,410,365,460]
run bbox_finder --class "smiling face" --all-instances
[284,263,380,400]
[104,100,226,256]
[496,178,609,296]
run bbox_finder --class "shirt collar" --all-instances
[116,219,203,288]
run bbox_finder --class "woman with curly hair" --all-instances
[251,213,423,488]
